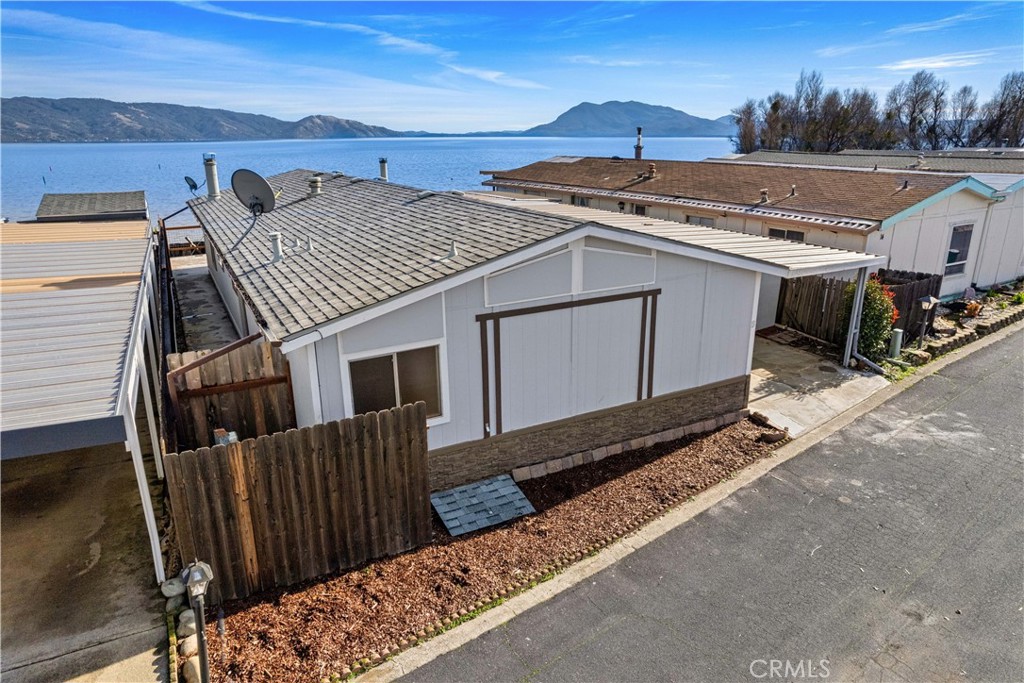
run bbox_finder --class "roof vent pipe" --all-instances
[203,152,220,198]
[760,188,769,203]
[647,162,657,179]
[634,127,643,160]
[379,157,389,182]
[789,184,796,197]
[308,176,322,197]
[269,232,284,262]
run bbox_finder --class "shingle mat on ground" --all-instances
[431,474,536,536]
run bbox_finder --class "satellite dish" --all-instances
[232,169,276,217]
[228,169,276,252]
[184,175,205,197]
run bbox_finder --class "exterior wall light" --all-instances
[917,296,940,349]
[184,560,214,683]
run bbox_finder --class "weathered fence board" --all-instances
[163,403,431,603]
[878,269,944,346]
[776,275,850,345]
[167,341,295,451]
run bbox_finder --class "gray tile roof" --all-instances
[36,191,149,222]
[431,474,536,536]
[189,170,583,341]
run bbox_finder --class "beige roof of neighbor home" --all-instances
[35,191,149,222]
[189,169,886,343]
[735,150,1024,177]
[0,219,150,244]
[484,157,969,223]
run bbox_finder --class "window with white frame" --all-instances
[349,346,441,417]
[768,228,805,242]
[945,224,973,275]
[685,214,715,227]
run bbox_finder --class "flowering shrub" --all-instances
[841,275,898,362]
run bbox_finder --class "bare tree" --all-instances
[976,71,1024,147]
[886,70,943,149]
[944,85,978,147]
[923,77,949,150]
[732,99,759,154]
[845,88,882,149]
[758,93,788,150]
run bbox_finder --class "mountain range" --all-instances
[0,97,734,143]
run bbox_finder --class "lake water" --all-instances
[1,137,733,224]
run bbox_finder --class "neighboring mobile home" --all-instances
[483,157,1021,324]
[189,168,883,490]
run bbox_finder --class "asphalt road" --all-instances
[403,329,1024,683]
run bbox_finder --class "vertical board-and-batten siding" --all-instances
[288,245,757,454]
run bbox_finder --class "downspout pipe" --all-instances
[852,351,886,374]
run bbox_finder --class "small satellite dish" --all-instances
[184,175,205,197]
[232,169,276,217]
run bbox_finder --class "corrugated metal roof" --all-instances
[0,235,152,456]
[36,191,149,222]
[192,170,887,343]
[470,193,887,277]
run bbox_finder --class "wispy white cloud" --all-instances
[564,55,658,68]
[445,65,548,90]
[179,2,546,91]
[878,51,995,71]
[816,40,898,58]
[885,10,990,36]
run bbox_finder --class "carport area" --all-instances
[1,445,167,683]
[748,332,889,436]
[1,219,168,681]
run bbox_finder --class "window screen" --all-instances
[768,228,804,242]
[350,346,442,418]
[945,224,973,275]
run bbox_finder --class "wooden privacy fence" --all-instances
[878,269,943,347]
[163,403,431,603]
[776,275,850,345]
[167,341,295,452]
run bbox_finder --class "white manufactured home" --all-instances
[190,168,883,490]
[484,157,1024,328]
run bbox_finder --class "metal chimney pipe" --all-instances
[268,232,284,262]
[308,176,322,197]
[379,157,389,182]
[203,152,220,198]
[634,127,643,160]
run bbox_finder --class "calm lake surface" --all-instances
[1,137,733,223]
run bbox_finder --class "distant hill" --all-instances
[522,101,735,137]
[0,96,734,142]
[0,97,403,142]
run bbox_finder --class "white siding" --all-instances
[757,274,782,329]
[498,309,574,432]
[341,294,444,354]
[573,299,643,412]
[286,345,321,428]
[207,245,246,336]
[485,251,572,305]
[971,188,1024,288]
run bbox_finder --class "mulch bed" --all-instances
[206,418,786,682]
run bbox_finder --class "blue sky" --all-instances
[1,2,1021,133]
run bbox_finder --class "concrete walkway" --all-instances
[749,336,889,436]
[171,255,239,351]
[392,327,1024,683]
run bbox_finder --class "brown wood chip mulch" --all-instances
[206,418,785,683]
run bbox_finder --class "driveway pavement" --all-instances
[401,328,1024,682]
[1,445,167,683]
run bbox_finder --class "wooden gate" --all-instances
[775,275,849,344]
[878,269,943,347]
[163,404,431,603]
[166,341,295,451]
